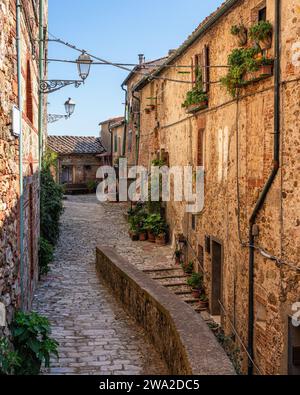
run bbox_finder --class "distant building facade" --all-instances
[48,136,104,193]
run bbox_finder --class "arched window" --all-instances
[26,60,33,123]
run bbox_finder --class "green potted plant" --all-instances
[221,47,264,96]
[182,261,193,275]
[231,24,248,46]
[154,220,168,245]
[187,272,203,298]
[182,67,208,113]
[144,213,162,243]
[198,294,209,310]
[174,249,182,265]
[249,20,273,50]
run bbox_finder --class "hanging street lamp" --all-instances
[40,51,93,95]
[77,52,92,81]
[47,98,76,123]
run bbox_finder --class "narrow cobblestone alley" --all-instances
[33,195,168,375]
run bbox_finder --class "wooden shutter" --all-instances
[202,45,210,93]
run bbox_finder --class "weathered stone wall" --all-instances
[136,0,300,375]
[96,246,235,375]
[0,0,48,337]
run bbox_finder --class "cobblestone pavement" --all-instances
[33,195,168,375]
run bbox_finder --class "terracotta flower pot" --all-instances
[260,64,273,76]
[129,231,139,241]
[259,35,272,51]
[155,233,167,246]
[192,289,201,299]
[139,232,148,241]
[185,101,208,114]
[147,231,156,243]
[237,30,247,46]
[175,257,181,265]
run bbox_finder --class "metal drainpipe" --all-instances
[132,90,141,165]
[16,0,24,310]
[121,84,128,157]
[247,0,281,375]
[38,0,44,169]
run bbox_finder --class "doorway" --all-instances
[288,317,300,375]
[211,239,223,316]
[61,165,73,184]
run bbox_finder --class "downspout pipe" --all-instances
[38,0,44,169]
[16,0,24,310]
[132,90,141,165]
[247,0,281,375]
[121,84,128,157]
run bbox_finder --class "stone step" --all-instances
[164,282,189,288]
[143,267,181,274]
[174,290,193,296]
[151,274,188,281]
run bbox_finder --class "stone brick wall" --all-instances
[96,246,235,375]
[134,0,300,375]
[0,0,48,337]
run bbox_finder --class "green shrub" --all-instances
[40,166,64,246]
[87,180,97,193]
[38,237,54,275]
[11,312,59,375]
[0,338,21,375]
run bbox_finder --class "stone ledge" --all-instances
[96,246,235,375]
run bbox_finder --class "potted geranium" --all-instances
[187,272,203,299]
[231,24,248,46]
[249,20,273,50]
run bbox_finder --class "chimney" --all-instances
[138,54,145,65]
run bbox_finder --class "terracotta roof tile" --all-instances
[48,136,105,155]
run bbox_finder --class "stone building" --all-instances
[123,0,300,375]
[110,118,125,166]
[47,136,104,193]
[122,55,168,168]
[98,116,124,166]
[0,0,48,336]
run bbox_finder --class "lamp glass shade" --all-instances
[64,98,76,116]
[77,52,92,80]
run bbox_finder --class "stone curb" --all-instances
[96,246,236,375]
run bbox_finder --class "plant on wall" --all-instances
[182,67,208,110]
[220,46,274,97]
[230,24,248,46]
[249,21,273,43]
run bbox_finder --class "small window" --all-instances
[191,215,196,231]
[128,130,133,152]
[114,134,118,153]
[26,60,33,123]
[258,7,267,21]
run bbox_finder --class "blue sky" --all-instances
[48,0,224,136]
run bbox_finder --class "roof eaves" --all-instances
[134,0,241,92]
